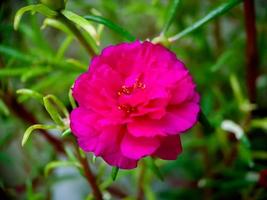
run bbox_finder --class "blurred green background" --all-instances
[0,0,267,199]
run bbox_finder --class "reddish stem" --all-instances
[75,146,103,200]
[243,0,259,103]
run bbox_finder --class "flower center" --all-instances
[117,79,146,96]
[117,79,146,113]
[117,104,137,113]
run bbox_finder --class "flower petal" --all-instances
[121,133,160,160]
[153,135,182,160]
[70,108,99,152]
[102,151,138,169]
[160,102,200,134]
[127,119,166,137]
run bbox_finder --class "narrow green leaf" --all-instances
[61,10,97,38]
[168,0,242,42]
[43,95,69,127]
[65,146,77,162]
[84,15,135,41]
[211,50,236,72]
[68,87,77,109]
[21,67,51,82]
[111,167,119,181]
[66,58,87,70]
[22,124,56,146]
[147,158,164,181]
[230,74,245,106]
[44,160,82,177]
[14,4,57,30]
[56,36,73,60]
[0,45,34,62]
[92,155,96,163]
[161,0,181,35]
[41,18,73,36]
[61,10,98,52]
[199,111,215,135]
[26,179,34,200]
[251,118,267,130]
[79,148,86,159]
[61,128,72,137]
[0,67,28,77]
[17,89,44,103]
[0,99,9,116]
[253,151,267,160]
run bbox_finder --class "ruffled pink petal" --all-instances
[127,119,166,137]
[72,65,122,110]
[153,135,182,160]
[121,133,160,160]
[70,108,100,152]
[160,102,200,134]
[71,111,137,169]
[102,151,138,169]
[95,126,138,169]
[170,74,196,105]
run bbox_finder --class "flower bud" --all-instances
[41,0,65,11]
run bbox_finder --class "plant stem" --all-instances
[75,145,103,200]
[137,162,145,200]
[58,13,97,57]
[243,0,259,103]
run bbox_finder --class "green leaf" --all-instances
[68,87,77,109]
[61,10,98,52]
[230,74,245,107]
[0,45,34,62]
[199,111,215,135]
[61,10,97,38]
[66,58,87,70]
[61,128,72,137]
[0,67,29,77]
[22,124,56,146]
[43,95,69,127]
[251,118,267,131]
[168,0,242,42]
[65,146,77,162]
[0,99,9,116]
[161,0,181,35]
[84,15,136,41]
[111,167,119,181]
[56,36,73,60]
[14,4,57,30]
[210,50,236,72]
[44,160,82,177]
[21,67,52,82]
[147,158,164,181]
[16,88,44,103]
[41,18,73,36]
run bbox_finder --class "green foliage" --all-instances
[22,124,56,146]
[14,4,57,30]
[111,167,119,181]
[168,0,243,42]
[1,0,267,199]
[44,160,82,177]
[84,15,135,41]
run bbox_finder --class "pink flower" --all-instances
[70,41,200,169]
